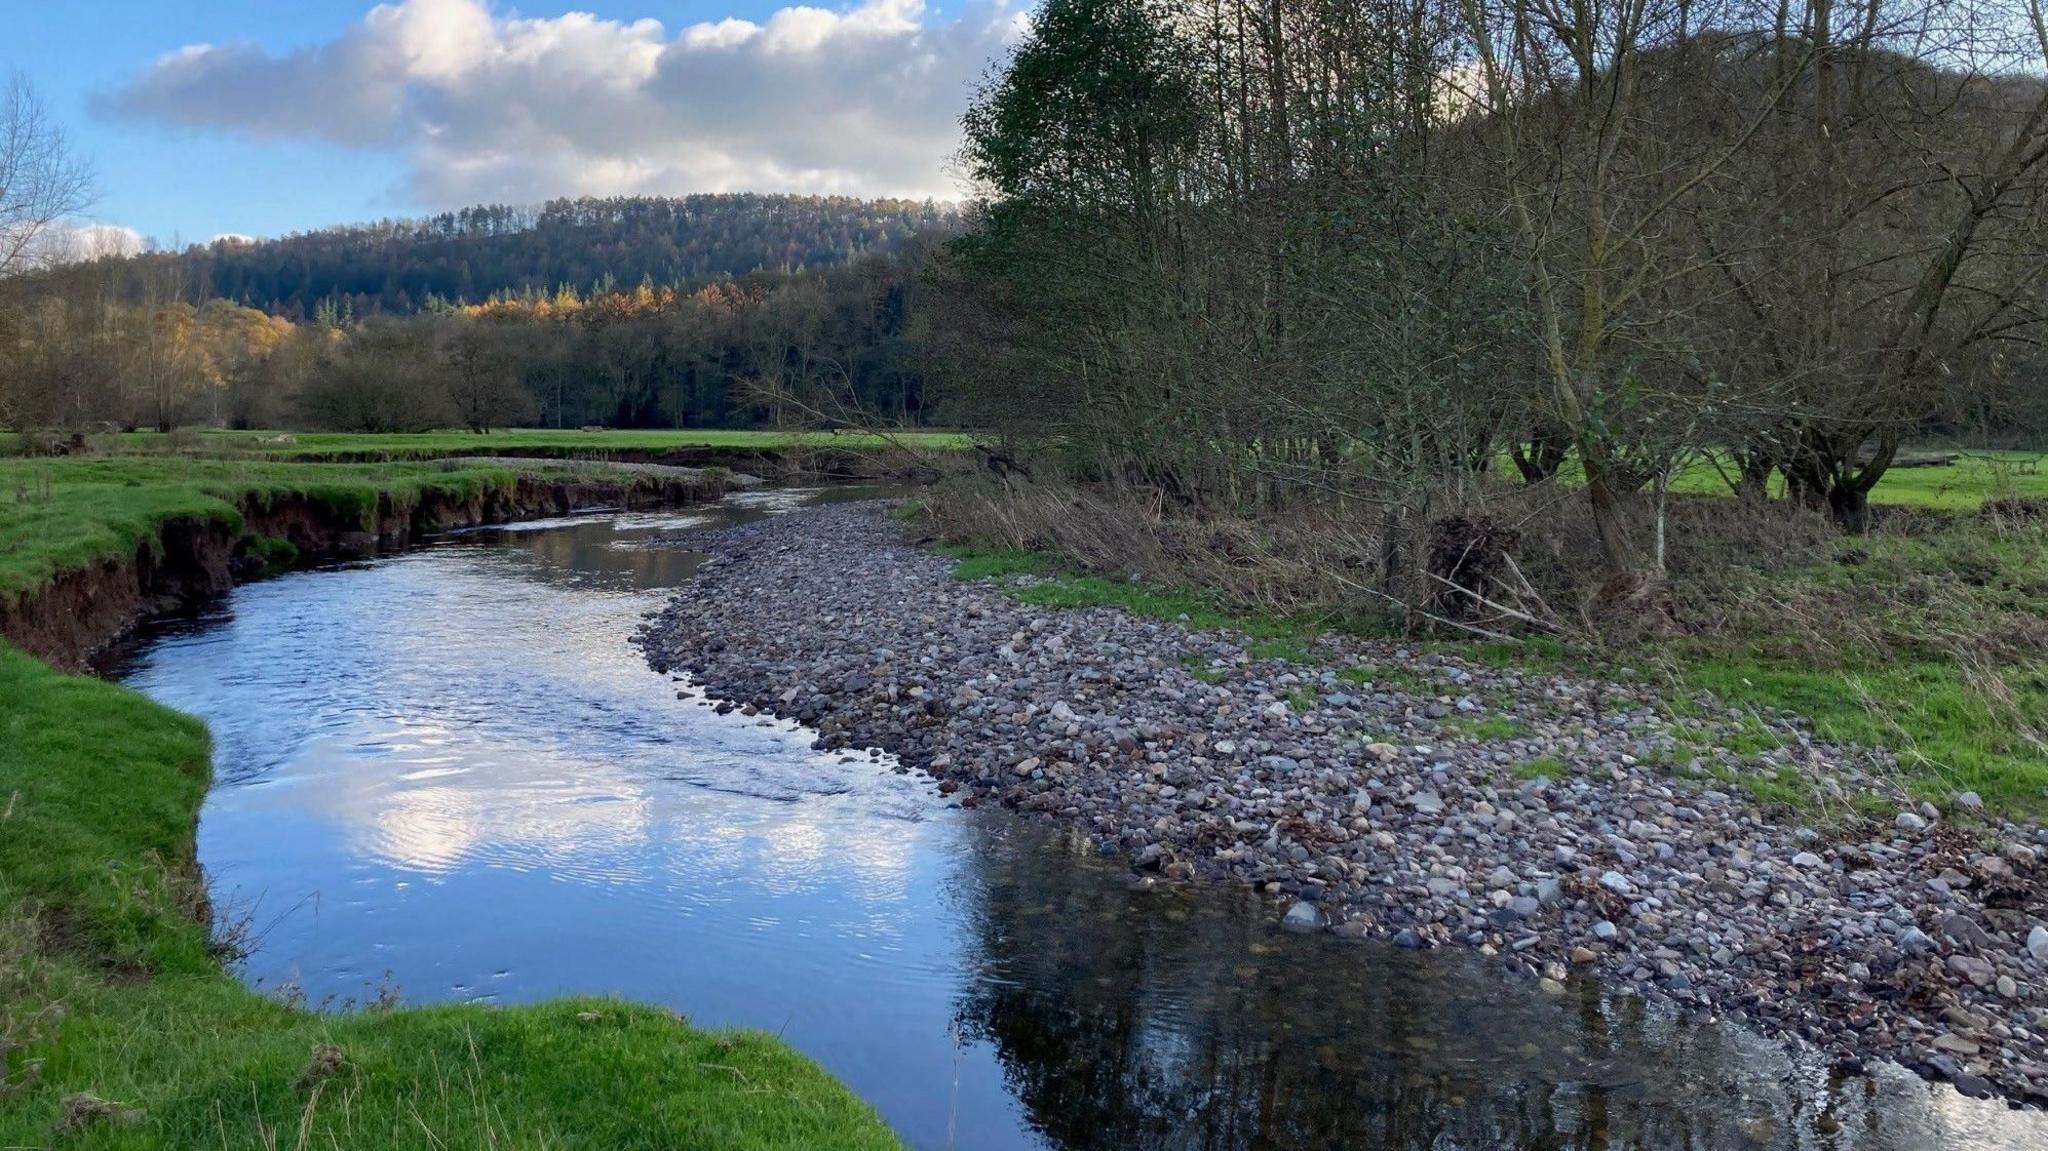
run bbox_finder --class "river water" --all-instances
[105,487,2046,1150]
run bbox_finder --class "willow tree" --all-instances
[1452,0,1828,584]
[1688,2,2048,529]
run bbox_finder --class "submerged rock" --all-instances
[1281,901,1329,933]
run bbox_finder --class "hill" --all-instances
[117,194,962,318]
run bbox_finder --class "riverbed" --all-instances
[105,487,2046,1149]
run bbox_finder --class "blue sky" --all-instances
[8,1,1003,245]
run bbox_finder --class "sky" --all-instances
[6,0,1023,247]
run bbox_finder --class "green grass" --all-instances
[1446,714,1524,741]
[1665,511,2048,817]
[936,544,1056,582]
[1337,663,1435,694]
[0,643,902,1149]
[1855,451,2048,509]
[1247,637,1313,663]
[101,428,974,461]
[1545,447,2048,511]
[1681,658,2048,817]
[935,546,1339,663]
[1513,756,1565,781]
[1704,762,1814,810]
[0,456,552,607]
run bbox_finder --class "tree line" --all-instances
[113,193,960,320]
[0,117,956,437]
[927,0,2048,591]
[0,244,943,434]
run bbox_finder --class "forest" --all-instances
[0,197,950,433]
[132,194,955,318]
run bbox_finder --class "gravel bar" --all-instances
[636,500,2048,1107]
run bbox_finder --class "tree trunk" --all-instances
[1828,483,1871,533]
[1736,450,1774,501]
[1510,420,1570,483]
[1584,456,1639,577]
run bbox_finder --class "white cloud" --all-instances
[101,0,1022,207]
[33,221,147,266]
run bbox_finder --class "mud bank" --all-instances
[2,467,733,670]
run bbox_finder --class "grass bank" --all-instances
[0,456,543,609]
[0,446,903,1146]
[0,647,901,1149]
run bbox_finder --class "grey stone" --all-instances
[1281,901,1328,933]
[1947,954,1996,989]
[1897,927,1938,956]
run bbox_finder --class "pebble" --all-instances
[634,501,2048,1109]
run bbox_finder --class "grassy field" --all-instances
[0,646,902,1149]
[1665,448,2048,509]
[103,427,975,460]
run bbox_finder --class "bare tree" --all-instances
[0,72,94,278]
[438,316,537,432]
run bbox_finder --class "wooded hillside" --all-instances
[119,194,960,318]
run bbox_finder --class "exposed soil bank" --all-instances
[2,466,733,670]
[638,501,2048,1109]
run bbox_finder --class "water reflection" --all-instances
[953,827,2042,1150]
[105,489,2044,1151]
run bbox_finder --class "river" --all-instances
[103,486,2046,1150]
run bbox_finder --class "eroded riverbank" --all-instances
[2,457,739,669]
[637,500,2048,1112]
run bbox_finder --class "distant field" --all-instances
[1668,448,2048,509]
[85,432,2043,507]
[108,427,977,458]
